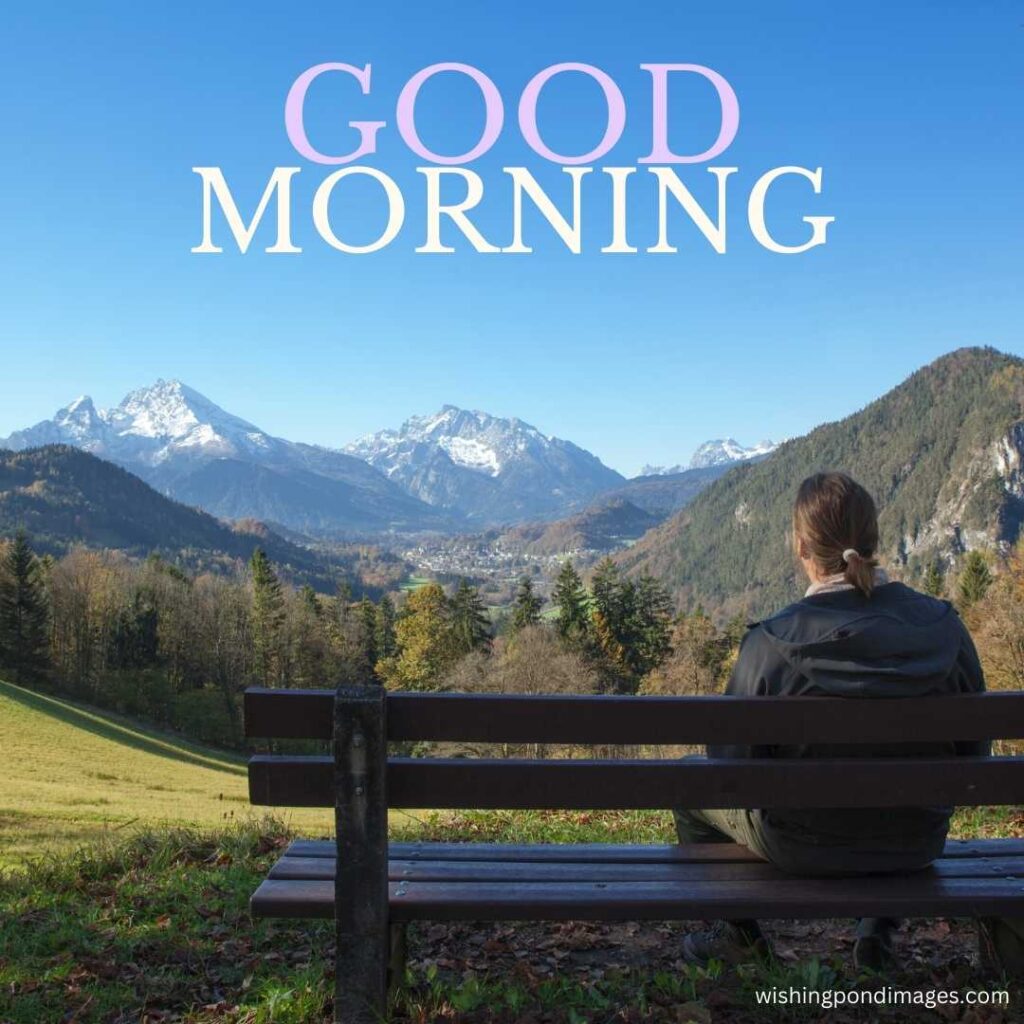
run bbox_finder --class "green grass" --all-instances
[392,808,675,844]
[2,815,1019,1023]
[0,820,334,1023]
[2,675,1022,1020]
[0,679,337,866]
[400,575,432,591]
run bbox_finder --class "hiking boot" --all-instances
[682,920,771,966]
[978,917,1024,976]
[853,918,898,972]
[853,934,895,972]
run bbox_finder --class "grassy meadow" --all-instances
[400,575,433,591]
[0,679,338,866]
[2,675,1022,1021]
[3,814,1018,1024]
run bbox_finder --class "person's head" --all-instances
[793,472,880,596]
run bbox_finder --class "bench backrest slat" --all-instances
[247,754,1024,810]
[243,688,1024,745]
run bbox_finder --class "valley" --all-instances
[1,383,773,607]
[397,498,665,604]
[6,349,1024,622]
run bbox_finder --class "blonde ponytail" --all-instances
[842,547,879,598]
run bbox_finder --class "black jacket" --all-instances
[715,580,987,868]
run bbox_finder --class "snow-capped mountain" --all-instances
[345,405,625,523]
[1,381,446,535]
[6,381,276,468]
[640,438,779,476]
[689,438,779,469]
[3,385,773,534]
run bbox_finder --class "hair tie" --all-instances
[842,548,859,563]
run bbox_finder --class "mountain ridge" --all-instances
[2,381,780,534]
[344,405,626,524]
[494,498,662,557]
[618,347,1024,620]
[0,444,376,591]
[640,438,779,476]
[0,381,449,536]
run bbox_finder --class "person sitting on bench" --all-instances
[675,471,987,971]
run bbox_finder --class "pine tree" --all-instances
[590,558,630,689]
[510,576,544,634]
[450,578,491,654]
[109,590,159,670]
[588,560,673,693]
[631,573,674,676]
[552,560,590,643]
[722,612,748,650]
[374,595,397,666]
[590,558,623,614]
[300,584,321,617]
[923,562,945,598]
[958,550,993,609]
[0,532,50,683]
[358,596,379,670]
[250,547,285,686]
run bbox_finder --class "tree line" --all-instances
[377,560,679,696]
[0,535,388,746]
[1,530,1019,754]
[0,533,689,748]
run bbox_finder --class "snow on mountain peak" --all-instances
[64,395,94,413]
[111,379,259,442]
[116,380,203,439]
[348,405,559,478]
[1,379,274,468]
[438,435,502,476]
[639,439,780,476]
[689,438,779,470]
[52,395,103,441]
[0,380,452,535]
[344,405,623,521]
[57,394,96,419]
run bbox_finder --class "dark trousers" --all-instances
[674,807,899,938]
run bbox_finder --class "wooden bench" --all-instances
[244,684,1024,1024]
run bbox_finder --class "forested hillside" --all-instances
[496,499,661,556]
[596,463,731,516]
[620,348,1024,619]
[0,445,382,592]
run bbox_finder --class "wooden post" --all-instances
[334,682,388,1024]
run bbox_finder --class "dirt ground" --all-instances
[404,916,1017,1023]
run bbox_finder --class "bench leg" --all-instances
[334,683,390,1023]
[388,923,408,995]
[335,924,389,1024]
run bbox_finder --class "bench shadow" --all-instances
[0,679,247,777]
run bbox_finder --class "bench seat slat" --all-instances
[285,840,762,862]
[269,857,782,882]
[250,873,1024,922]
[266,853,1024,884]
[283,837,1024,861]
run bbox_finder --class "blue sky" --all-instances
[1,1,1021,475]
